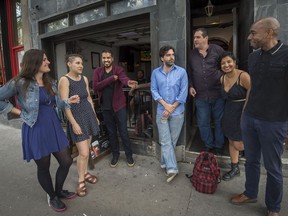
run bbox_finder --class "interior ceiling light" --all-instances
[205,0,214,17]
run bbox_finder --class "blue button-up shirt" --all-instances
[151,64,188,116]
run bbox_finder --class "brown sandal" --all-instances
[84,172,98,184]
[76,181,87,197]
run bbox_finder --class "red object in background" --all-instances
[5,0,24,108]
[0,43,4,85]
[6,1,24,77]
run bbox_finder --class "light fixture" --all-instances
[205,0,214,17]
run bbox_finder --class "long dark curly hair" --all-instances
[13,49,55,96]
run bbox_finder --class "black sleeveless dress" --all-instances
[66,75,99,143]
[221,73,247,141]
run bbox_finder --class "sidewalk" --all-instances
[0,123,287,216]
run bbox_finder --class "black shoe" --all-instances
[57,190,76,200]
[110,156,119,168]
[49,196,67,212]
[127,156,135,167]
[222,163,240,181]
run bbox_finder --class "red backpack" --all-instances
[188,151,221,194]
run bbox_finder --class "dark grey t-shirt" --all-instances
[188,44,224,100]
[101,70,114,110]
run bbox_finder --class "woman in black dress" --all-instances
[220,52,250,181]
[58,54,99,197]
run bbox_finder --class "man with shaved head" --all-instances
[231,17,288,216]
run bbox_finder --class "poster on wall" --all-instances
[140,50,151,62]
[91,52,100,69]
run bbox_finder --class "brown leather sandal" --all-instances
[76,181,87,197]
[84,172,98,184]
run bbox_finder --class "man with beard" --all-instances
[231,17,288,216]
[151,45,188,183]
[93,50,137,168]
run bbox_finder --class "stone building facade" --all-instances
[1,0,287,160]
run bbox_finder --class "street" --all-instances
[0,123,287,216]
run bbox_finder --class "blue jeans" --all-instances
[156,112,184,174]
[241,113,288,212]
[195,98,224,149]
[102,108,133,158]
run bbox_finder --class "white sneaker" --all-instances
[166,173,177,183]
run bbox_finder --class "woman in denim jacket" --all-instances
[0,49,80,212]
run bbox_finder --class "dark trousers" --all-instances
[102,108,133,158]
[241,113,288,212]
[195,98,225,149]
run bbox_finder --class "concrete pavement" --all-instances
[0,123,287,216]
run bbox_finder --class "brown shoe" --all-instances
[267,211,279,216]
[230,193,257,205]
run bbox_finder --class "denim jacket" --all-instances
[0,79,70,127]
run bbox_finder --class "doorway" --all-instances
[187,0,240,156]
[41,13,153,148]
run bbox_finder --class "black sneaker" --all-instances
[127,156,135,167]
[110,156,119,168]
[49,196,67,212]
[57,190,76,200]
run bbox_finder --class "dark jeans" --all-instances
[195,98,225,149]
[102,108,133,158]
[241,113,288,212]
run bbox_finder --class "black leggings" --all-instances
[34,147,73,199]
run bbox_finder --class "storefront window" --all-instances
[111,0,156,15]
[12,0,23,46]
[16,50,24,72]
[0,10,4,85]
[0,0,24,83]
[74,7,106,25]
[46,18,68,32]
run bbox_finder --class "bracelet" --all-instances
[63,98,69,104]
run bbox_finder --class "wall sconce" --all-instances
[205,0,214,17]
